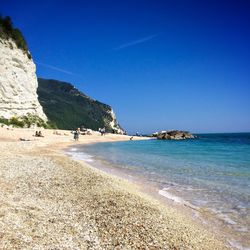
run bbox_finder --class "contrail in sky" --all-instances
[114,33,159,50]
[36,62,80,77]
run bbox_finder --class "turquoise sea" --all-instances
[67,133,250,249]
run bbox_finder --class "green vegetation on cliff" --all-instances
[0,114,56,129]
[37,78,122,131]
[0,15,31,58]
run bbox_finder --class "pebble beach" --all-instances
[0,127,229,249]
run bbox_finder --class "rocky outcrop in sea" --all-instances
[153,130,195,140]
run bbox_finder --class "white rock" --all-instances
[0,38,47,120]
[108,108,125,134]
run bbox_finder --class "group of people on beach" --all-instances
[73,127,107,141]
[35,131,44,137]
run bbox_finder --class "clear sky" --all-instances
[1,0,250,134]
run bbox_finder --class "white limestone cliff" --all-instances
[108,108,125,134]
[0,38,47,120]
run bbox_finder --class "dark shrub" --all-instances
[0,15,29,58]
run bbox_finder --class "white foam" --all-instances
[209,208,237,225]
[219,214,237,225]
[158,189,185,204]
[68,151,94,162]
[69,147,78,152]
[75,153,93,162]
[159,188,201,211]
[228,240,250,250]
[210,209,237,225]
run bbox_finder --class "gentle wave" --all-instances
[66,148,94,162]
[158,188,185,204]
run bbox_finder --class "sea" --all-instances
[67,133,250,249]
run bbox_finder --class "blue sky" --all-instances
[1,0,250,133]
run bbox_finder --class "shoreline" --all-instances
[65,142,244,250]
[0,127,229,249]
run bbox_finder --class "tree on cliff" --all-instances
[0,15,30,58]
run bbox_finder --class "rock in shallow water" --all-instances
[154,130,195,140]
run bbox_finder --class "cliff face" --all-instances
[0,16,123,131]
[37,78,124,133]
[0,38,47,120]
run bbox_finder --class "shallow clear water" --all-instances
[68,133,250,248]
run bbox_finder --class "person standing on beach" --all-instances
[100,127,106,136]
[73,128,80,141]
